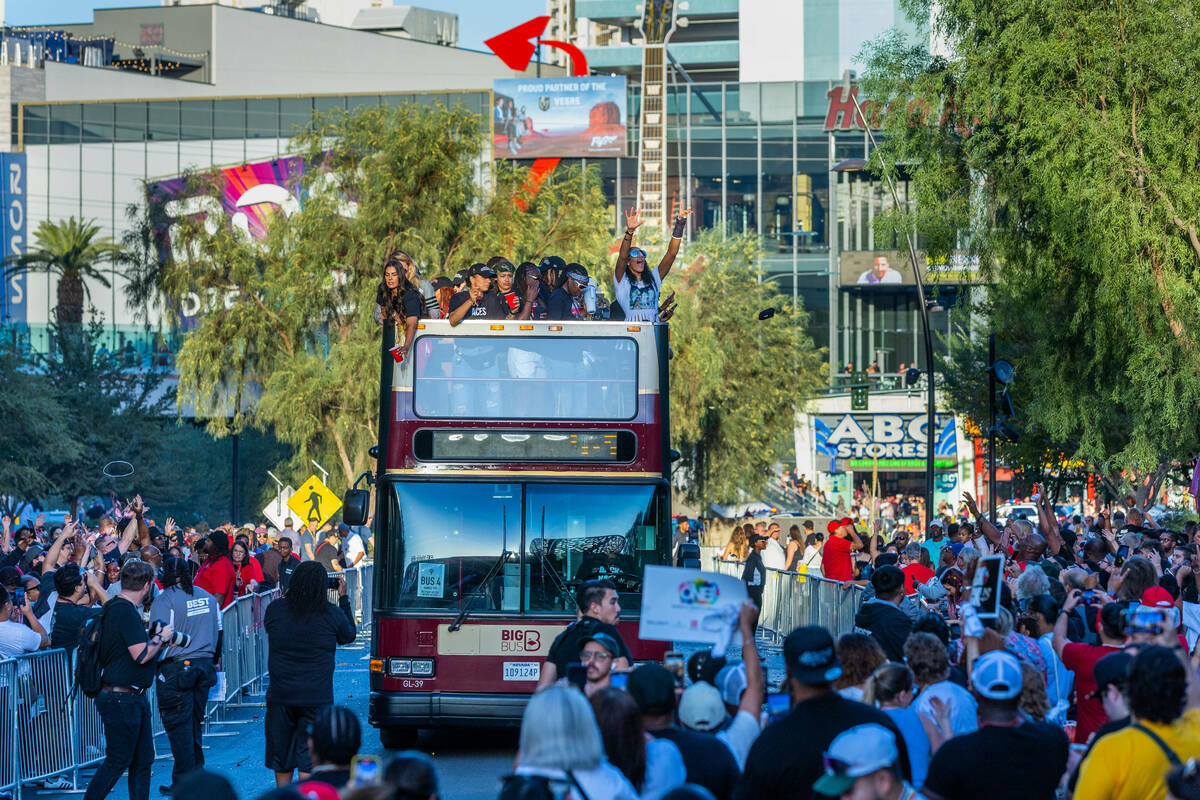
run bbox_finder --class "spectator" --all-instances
[448,263,507,323]
[811,724,921,800]
[149,557,222,796]
[383,751,440,800]
[548,264,591,321]
[1021,594,1072,723]
[798,533,824,576]
[900,543,936,594]
[513,686,637,800]
[231,540,264,597]
[628,663,740,800]
[719,527,748,563]
[923,650,1068,800]
[920,523,948,566]
[84,560,174,800]
[0,584,47,657]
[278,519,300,552]
[276,537,301,593]
[194,532,237,609]
[863,662,948,791]
[313,528,343,573]
[299,525,318,563]
[736,626,909,800]
[905,633,977,737]
[742,535,768,608]
[580,631,620,697]
[264,561,356,787]
[48,563,105,654]
[172,770,237,800]
[539,579,631,688]
[590,686,686,799]
[784,525,805,571]
[1054,594,1126,743]
[762,523,786,570]
[1076,644,1200,800]
[340,524,366,569]
[822,519,863,583]
[709,604,765,768]
[833,633,887,702]
[1017,661,1051,722]
[854,565,913,662]
[301,705,362,790]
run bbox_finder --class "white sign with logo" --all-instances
[638,566,749,645]
[417,563,445,598]
[260,486,295,530]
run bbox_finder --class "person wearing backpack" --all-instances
[536,579,631,689]
[82,560,175,800]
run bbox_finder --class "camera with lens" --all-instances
[148,620,192,648]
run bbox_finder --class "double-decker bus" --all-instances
[355,318,673,747]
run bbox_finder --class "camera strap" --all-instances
[1132,723,1182,766]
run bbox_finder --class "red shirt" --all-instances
[194,556,237,608]
[901,563,936,594]
[822,535,854,582]
[232,558,264,597]
[1061,642,1124,743]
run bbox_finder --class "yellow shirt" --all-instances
[1075,709,1200,800]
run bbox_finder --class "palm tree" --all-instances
[2,217,127,324]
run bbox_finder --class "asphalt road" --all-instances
[34,629,786,800]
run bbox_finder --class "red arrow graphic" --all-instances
[485,17,590,76]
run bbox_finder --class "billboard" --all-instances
[813,412,958,471]
[492,76,627,158]
[1,153,26,324]
[839,250,985,287]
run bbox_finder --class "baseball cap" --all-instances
[467,263,496,279]
[1142,586,1174,608]
[627,663,677,716]
[715,664,748,707]
[1090,651,1133,699]
[337,523,350,533]
[494,260,516,273]
[826,520,840,534]
[678,682,725,732]
[783,626,842,685]
[812,723,900,796]
[539,255,566,273]
[452,270,467,285]
[432,276,452,289]
[839,517,855,528]
[580,631,619,657]
[565,264,590,286]
[970,650,1022,700]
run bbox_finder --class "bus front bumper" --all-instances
[369,691,530,729]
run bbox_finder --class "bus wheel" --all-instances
[380,727,418,750]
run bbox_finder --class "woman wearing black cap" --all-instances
[448,263,509,324]
[613,206,693,322]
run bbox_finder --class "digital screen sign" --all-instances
[413,430,636,463]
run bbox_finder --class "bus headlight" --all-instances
[388,658,412,676]
[410,658,436,677]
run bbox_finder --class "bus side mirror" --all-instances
[670,449,681,463]
[677,542,700,569]
[343,471,372,527]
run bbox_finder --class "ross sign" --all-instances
[1,153,26,324]
[840,250,986,287]
[416,563,445,598]
[638,566,749,646]
[493,76,627,159]
[437,623,566,656]
[286,474,342,529]
[260,486,295,530]
[813,413,959,471]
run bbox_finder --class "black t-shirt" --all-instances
[736,692,910,800]
[278,554,300,593]
[314,540,339,571]
[265,596,356,706]
[548,287,584,320]
[50,601,102,653]
[400,288,423,320]
[99,597,155,690]
[924,720,1068,800]
[652,727,739,800]
[546,617,632,676]
[449,290,508,320]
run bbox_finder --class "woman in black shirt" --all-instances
[375,251,424,361]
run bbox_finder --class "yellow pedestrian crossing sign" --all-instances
[287,475,342,529]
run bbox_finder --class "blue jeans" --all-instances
[84,691,154,800]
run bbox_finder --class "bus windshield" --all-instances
[384,481,667,614]
[412,335,639,420]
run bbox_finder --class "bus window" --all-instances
[525,484,666,614]
[412,336,638,420]
[388,482,521,611]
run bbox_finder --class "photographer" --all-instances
[149,557,222,796]
[264,561,356,787]
[83,560,174,800]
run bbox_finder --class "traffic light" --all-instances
[851,370,869,410]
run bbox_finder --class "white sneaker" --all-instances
[42,776,73,790]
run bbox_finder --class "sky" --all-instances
[5,0,548,52]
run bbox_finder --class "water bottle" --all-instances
[584,283,597,316]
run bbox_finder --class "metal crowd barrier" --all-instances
[4,562,373,797]
[712,559,864,640]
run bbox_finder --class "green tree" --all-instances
[129,101,611,492]
[861,2,1200,505]
[3,217,126,324]
[668,232,826,507]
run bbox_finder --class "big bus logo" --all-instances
[500,629,542,652]
[678,579,719,606]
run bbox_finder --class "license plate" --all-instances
[503,661,540,681]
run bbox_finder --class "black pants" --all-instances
[746,585,764,609]
[84,691,154,800]
[156,658,217,787]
